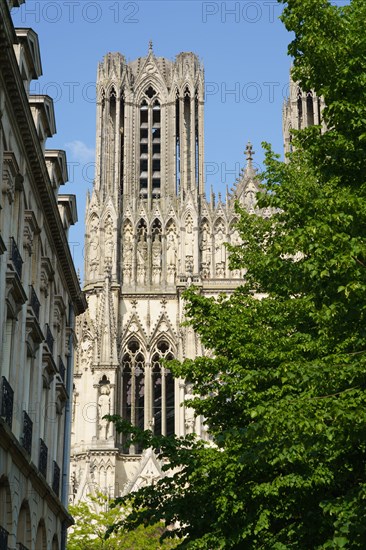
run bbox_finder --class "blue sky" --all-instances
[12,0,293,276]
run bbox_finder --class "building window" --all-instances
[306,91,314,126]
[121,339,145,453]
[121,338,175,454]
[139,88,161,199]
[297,87,303,129]
[175,91,180,194]
[151,340,175,436]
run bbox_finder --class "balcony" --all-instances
[10,237,23,278]
[0,376,14,429]
[6,239,27,319]
[38,438,48,478]
[52,460,60,496]
[0,526,8,549]
[26,286,43,358]
[58,356,66,382]
[20,410,33,455]
[44,323,54,354]
[29,285,40,320]
[56,356,68,402]
[42,324,57,384]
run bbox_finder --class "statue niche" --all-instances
[151,219,162,285]
[200,219,211,279]
[122,221,133,284]
[88,214,100,279]
[137,219,147,284]
[214,220,226,278]
[184,214,194,274]
[104,216,114,270]
[166,221,178,284]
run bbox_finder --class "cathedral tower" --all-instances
[283,76,326,156]
[70,46,260,501]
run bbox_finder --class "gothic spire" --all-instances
[244,140,256,178]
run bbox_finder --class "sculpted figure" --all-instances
[167,227,177,268]
[123,224,133,265]
[137,234,147,265]
[200,222,211,267]
[152,234,162,267]
[185,216,194,257]
[104,219,114,268]
[88,215,100,277]
[98,385,111,439]
[184,384,195,434]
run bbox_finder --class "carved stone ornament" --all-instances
[2,152,23,204]
[40,257,55,297]
[23,210,41,257]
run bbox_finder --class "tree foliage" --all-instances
[67,493,179,550]
[109,0,366,548]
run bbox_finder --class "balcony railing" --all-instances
[44,324,54,355]
[58,356,66,382]
[10,236,23,278]
[0,526,8,549]
[29,285,40,320]
[39,438,48,478]
[52,461,60,496]
[0,376,14,429]
[21,410,33,455]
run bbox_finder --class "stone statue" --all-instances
[167,227,177,266]
[215,224,225,278]
[89,215,100,277]
[123,224,133,263]
[185,215,194,258]
[137,234,147,265]
[200,222,211,268]
[184,384,195,434]
[98,384,111,440]
[152,234,162,267]
[104,219,114,268]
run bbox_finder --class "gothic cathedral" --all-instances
[70,46,262,501]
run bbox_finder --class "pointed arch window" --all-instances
[306,91,314,126]
[297,87,303,129]
[151,340,175,436]
[175,90,180,194]
[121,339,145,453]
[121,337,175,454]
[184,87,191,188]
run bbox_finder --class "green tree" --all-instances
[109,0,366,547]
[67,493,179,550]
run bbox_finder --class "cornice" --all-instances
[0,8,86,315]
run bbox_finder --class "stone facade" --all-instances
[70,46,268,501]
[0,2,86,549]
